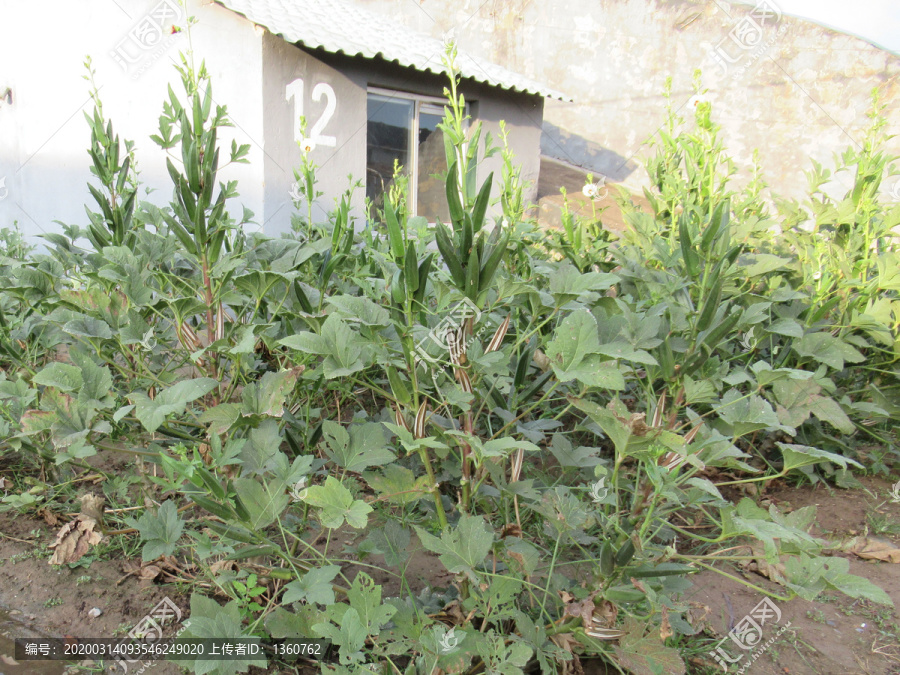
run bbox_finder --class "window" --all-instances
[366,89,456,223]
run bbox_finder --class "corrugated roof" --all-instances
[216,0,571,101]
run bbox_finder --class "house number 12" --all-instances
[285,78,337,149]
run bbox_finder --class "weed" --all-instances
[0,51,896,675]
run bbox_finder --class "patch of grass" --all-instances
[868,509,900,536]
[806,609,827,624]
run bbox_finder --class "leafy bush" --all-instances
[0,55,897,675]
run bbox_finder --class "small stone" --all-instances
[87,607,102,618]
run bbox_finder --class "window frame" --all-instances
[366,86,468,221]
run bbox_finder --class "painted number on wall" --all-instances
[285,79,337,149]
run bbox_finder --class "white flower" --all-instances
[582,177,607,200]
[299,137,316,154]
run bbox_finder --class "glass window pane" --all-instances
[366,96,413,218]
[416,111,450,223]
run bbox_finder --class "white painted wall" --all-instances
[0,0,265,243]
[0,0,546,243]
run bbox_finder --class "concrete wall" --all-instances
[259,43,544,234]
[261,35,367,234]
[0,0,544,241]
[351,0,900,205]
[0,0,266,242]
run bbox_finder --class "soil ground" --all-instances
[1,474,899,675]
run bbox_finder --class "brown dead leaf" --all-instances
[48,516,102,565]
[79,493,106,523]
[38,508,59,526]
[844,536,900,563]
[563,596,596,629]
[687,603,711,633]
[121,555,184,585]
[594,599,618,627]
[659,605,673,641]
[441,599,467,624]
[745,542,788,583]
[0,477,9,491]
[533,349,551,373]
[549,631,579,656]
[627,413,652,436]
[140,564,163,580]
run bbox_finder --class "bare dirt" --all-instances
[0,511,184,675]
[1,474,898,675]
[685,475,900,675]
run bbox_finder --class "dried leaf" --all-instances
[79,493,106,523]
[627,413,651,436]
[48,516,102,565]
[549,632,579,656]
[563,596,595,630]
[209,559,236,575]
[594,599,618,627]
[844,536,900,564]
[687,603,711,632]
[38,508,59,526]
[533,349,551,373]
[139,564,162,580]
[745,542,788,583]
[659,605,673,641]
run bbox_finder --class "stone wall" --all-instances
[351,0,900,204]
